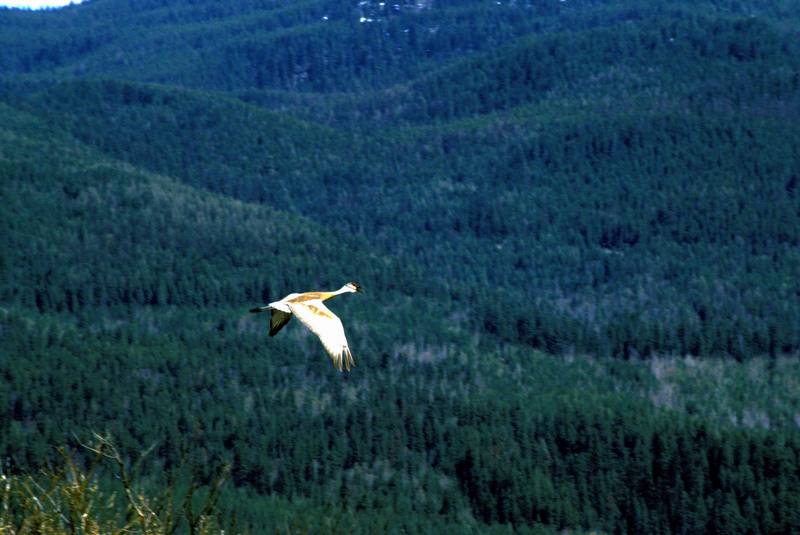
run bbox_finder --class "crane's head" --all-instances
[345,281,363,293]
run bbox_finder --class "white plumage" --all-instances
[250,281,362,371]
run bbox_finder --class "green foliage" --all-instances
[3,0,798,359]
[2,307,799,533]
[1,0,800,532]
[0,434,231,534]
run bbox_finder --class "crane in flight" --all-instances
[250,281,362,371]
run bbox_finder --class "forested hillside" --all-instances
[1,0,799,533]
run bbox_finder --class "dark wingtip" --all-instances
[250,307,264,313]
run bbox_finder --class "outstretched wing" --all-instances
[287,300,355,371]
[269,309,293,336]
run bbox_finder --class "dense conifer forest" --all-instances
[1,0,799,532]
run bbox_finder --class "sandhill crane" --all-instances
[250,281,362,371]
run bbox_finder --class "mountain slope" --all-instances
[0,0,613,91]
[2,1,800,532]
[6,0,797,93]
[0,103,416,313]
[11,49,800,358]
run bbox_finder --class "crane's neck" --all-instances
[322,285,353,301]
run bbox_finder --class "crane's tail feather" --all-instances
[250,305,270,313]
[333,347,355,372]
[344,347,355,372]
